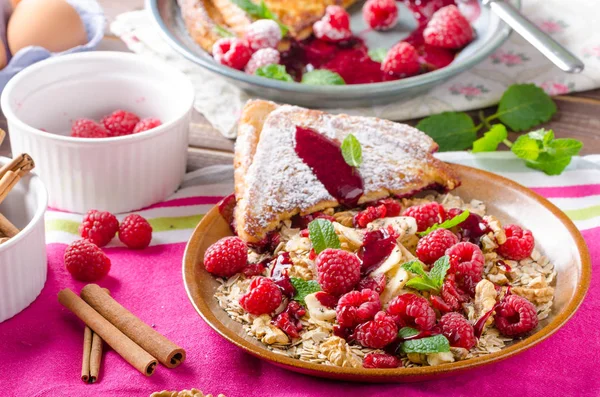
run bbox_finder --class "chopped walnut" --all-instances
[333,211,356,227]
[512,286,555,305]
[333,222,364,251]
[474,279,498,329]
[484,215,506,245]
[481,234,498,252]
[407,353,427,365]
[450,347,469,361]
[305,292,336,322]
[319,336,362,368]
[250,315,290,345]
[427,351,455,366]
[289,255,314,280]
[150,389,225,397]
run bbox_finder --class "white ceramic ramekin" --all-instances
[0,156,48,323]
[1,52,195,213]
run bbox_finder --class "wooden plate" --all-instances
[182,164,591,382]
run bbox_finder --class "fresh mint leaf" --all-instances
[495,84,557,131]
[401,260,428,278]
[511,135,540,161]
[401,334,450,354]
[547,138,583,157]
[341,134,362,167]
[528,128,554,143]
[214,25,235,37]
[405,277,439,291]
[255,64,294,82]
[402,257,448,292]
[368,48,387,62]
[230,0,289,35]
[301,70,345,86]
[428,256,450,286]
[290,278,321,306]
[472,124,508,153]
[398,327,420,339]
[416,112,478,151]
[418,210,470,237]
[308,219,340,254]
[525,153,573,175]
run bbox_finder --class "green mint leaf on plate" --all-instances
[290,278,321,306]
[231,0,289,35]
[428,256,450,286]
[301,70,345,86]
[401,260,428,278]
[214,25,235,37]
[402,257,449,292]
[398,327,420,339]
[495,84,557,131]
[401,334,450,354]
[472,124,508,153]
[511,135,541,161]
[308,218,340,254]
[418,210,470,237]
[368,48,387,62]
[416,112,478,151]
[255,64,294,82]
[341,133,362,167]
[405,277,440,291]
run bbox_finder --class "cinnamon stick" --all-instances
[58,288,157,376]
[0,154,35,205]
[81,326,93,383]
[80,284,186,368]
[0,128,5,146]
[0,213,19,238]
[89,331,103,383]
[0,237,9,245]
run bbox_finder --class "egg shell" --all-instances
[7,0,87,54]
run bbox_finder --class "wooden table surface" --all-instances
[1,0,599,171]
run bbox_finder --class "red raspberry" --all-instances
[315,248,361,296]
[78,209,119,247]
[419,45,455,71]
[314,291,338,308]
[416,228,459,265]
[363,353,401,368]
[497,224,535,261]
[241,262,266,277]
[71,119,109,138]
[313,5,352,43]
[245,48,281,75]
[245,19,282,51]
[423,5,473,49]
[378,198,401,217]
[381,42,420,77]
[357,273,386,295]
[439,273,470,312]
[495,295,538,337]
[272,301,306,338]
[438,312,476,349]
[354,204,386,228]
[445,242,484,280]
[363,0,399,31]
[353,311,398,348]
[118,214,153,250]
[212,38,252,70]
[239,276,283,315]
[386,293,436,330]
[203,236,247,277]
[403,202,446,232]
[64,239,111,281]
[133,118,162,133]
[101,110,140,136]
[336,289,381,328]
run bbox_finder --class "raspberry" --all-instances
[494,295,538,337]
[363,353,401,368]
[118,214,153,250]
[64,239,111,281]
[133,118,162,133]
[273,275,296,298]
[336,289,381,328]
[203,236,247,277]
[423,5,473,49]
[416,228,459,265]
[101,110,140,136]
[245,19,282,51]
[377,198,402,217]
[419,45,455,71]
[403,202,446,232]
[439,273,470,312]
[239,276,283,315]
[71,119,109,138]
[272,301,306,338]
[315,248,361,296]
[353,311,398,348]
[241,262,266,277]
[245,48,281,75]
[438,312,476,349]
[381,42,420,77]
[497,224,535,261]
[386,293,436,330]
[363,0,399,31]
[78,209,119,247]
[354,204,386,228]
[313,5,352,43]
[212,38,252,70]
[445,242,484,280]
[314,291,338,308]
[357,273,386,295]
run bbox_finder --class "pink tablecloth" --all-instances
[1,154,599,396]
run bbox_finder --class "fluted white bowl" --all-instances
[1,52,194,213]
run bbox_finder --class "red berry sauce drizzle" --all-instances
[473,286,512,338]
[359,228,399,274]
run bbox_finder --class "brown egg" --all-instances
[7,0,87,54]
[0,40,7,70]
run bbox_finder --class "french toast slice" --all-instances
[233,100,460,243]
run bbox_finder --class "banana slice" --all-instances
[305,293,336,322]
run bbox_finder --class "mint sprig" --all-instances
[472,125,507,153]
[401,334,450,354]
[230,0,289,35]
[415,112,478,151]
[418,210,470,237]
[301,70,345,86]
[289,277,321,306]
[368,48,388,63]
[308,219,340,254]
[214,25,235,38]
[496,84,557,131]
[255,64,294,82]
[398,327,420,339]
[341,134,362,167]
[402,256,450,292]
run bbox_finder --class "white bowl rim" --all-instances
[0,156,48,254]
[0,51,195,146]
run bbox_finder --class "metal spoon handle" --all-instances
[483,0,584,73]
